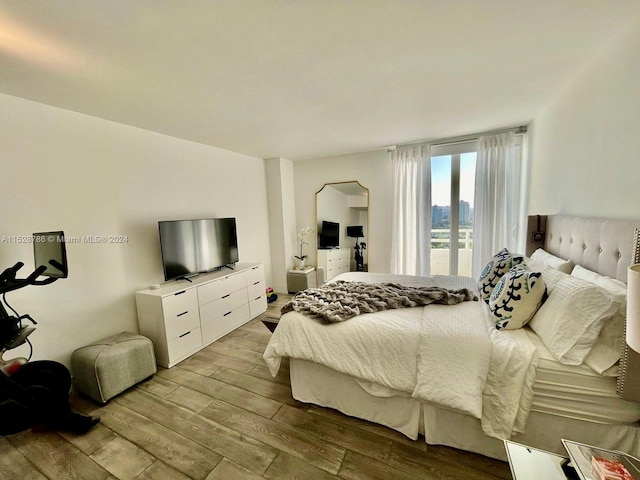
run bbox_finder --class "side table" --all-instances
[287,267,317,293]
[504,441,575,480]
[504,439,640,480]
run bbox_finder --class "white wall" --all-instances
[265,157,297,293]
[0,93,272,366]
[295,15,640,276]
[528,18,640,218]
[293,150,392,273]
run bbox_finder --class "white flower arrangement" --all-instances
[295,227,314,263]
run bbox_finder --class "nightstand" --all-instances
[505,439,640,480]
[504,441,574,480]
[287,267,317,293]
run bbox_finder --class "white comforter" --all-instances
[262,272,539,439]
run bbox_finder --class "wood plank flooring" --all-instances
[0,294,512,480]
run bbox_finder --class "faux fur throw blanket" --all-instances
[281,280,478,323]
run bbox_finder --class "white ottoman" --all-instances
[71,331,157,403]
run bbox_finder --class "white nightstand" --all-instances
[287,267,317,293]
[504,441,571,480]
[505,439,640,480]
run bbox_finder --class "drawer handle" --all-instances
[174,290,186,296]
[179,331,191,338]
[222,294,230,299]
[224,311,231,316]
[176,311,188,317]
[253,281,260,286]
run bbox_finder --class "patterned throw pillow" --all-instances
[490,266,547,330]
[478,248,525,302]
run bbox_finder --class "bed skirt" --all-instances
[290,358,640,460]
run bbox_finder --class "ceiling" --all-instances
[1,1,639,161]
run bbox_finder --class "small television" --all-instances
[319,220,340,249]
[158,218,239,281]
[346,226,364,238]
[33,231,68,278]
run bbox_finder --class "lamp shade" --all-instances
[346,226,364,238]
[626,264,640,353]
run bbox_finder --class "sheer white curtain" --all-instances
[472,132,521,277]
[390,145,431,275]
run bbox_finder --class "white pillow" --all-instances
[528,275,619,365]
[529,248,574,274]
[527,261,569,293]
[571,264,627,295]
[478,248,525,302]
[571,265,627,374]
[490,266,547,330]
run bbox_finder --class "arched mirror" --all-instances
[316,181,369,282]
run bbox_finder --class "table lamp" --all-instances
[626,229,640,353]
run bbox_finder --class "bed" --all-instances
[263,215,640,460]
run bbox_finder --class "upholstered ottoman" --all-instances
[71,331,157,403]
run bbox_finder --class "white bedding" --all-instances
[262,272,539,439]
[412,279,491,420]
[525,329,640,424]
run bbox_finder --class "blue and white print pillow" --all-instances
[478,248,525,302]
[490,266,547,330]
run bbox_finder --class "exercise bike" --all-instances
[0,234,98,435]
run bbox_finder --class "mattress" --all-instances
[525,329,640,424]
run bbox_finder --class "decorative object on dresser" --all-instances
[135,263,266,368]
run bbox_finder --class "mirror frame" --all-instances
[315,180,370,272]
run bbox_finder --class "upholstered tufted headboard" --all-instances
[543,215,639,283]
[528,214,640,401]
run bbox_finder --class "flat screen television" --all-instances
[32,231,68,278]
[319,220,340,249]
[158,217,239,281]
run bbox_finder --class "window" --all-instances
[430,141,477,276]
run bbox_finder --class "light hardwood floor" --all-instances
[0,295,511,480]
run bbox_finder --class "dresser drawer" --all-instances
[199,288,248,322]
[247,279,265,300]
[246,264,265,284]
[197,271,247,306]
[326,267,340,279]
[162,288,197,317]
[201,303,250,345]
[249,295,267,317]
[167,327,202,363]
[162,289,200,340]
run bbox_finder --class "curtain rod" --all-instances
[388,125,528,151]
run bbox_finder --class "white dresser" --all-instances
[317,248,351,281]
[135,263,266,367]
